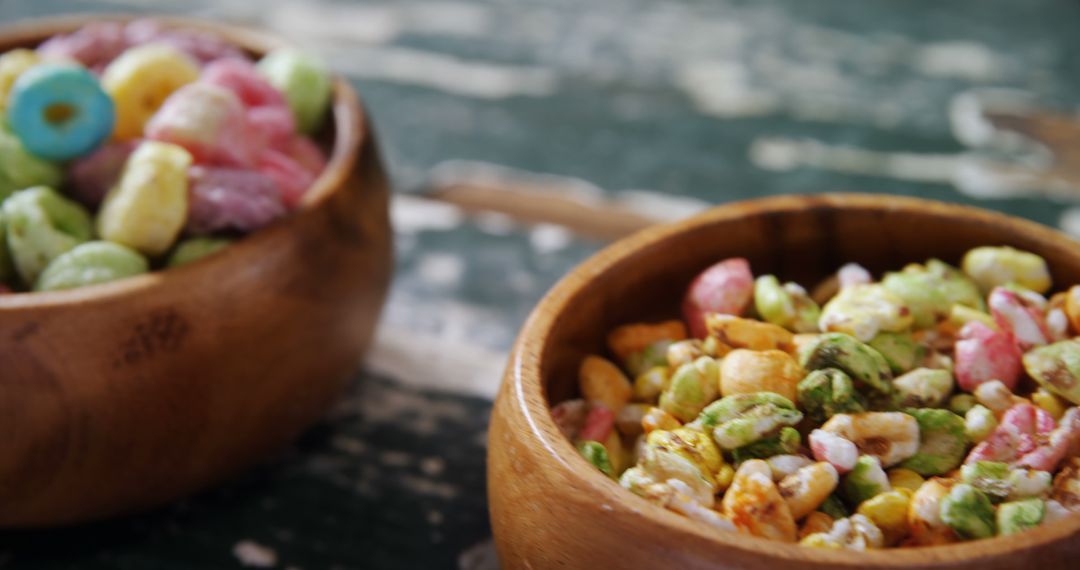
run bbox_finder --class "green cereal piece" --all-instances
[257,49,332,134]
[697,392,797,427]
[797,368,866,425]
[35,241,148,291]
[578,440,614,478]
[659,356,719,422]
[940,483,997,540]
[892,368,954,408]
[625,339,672,377]
[697,392,802,450]
[868,332,923,375]
[4,186,92,285]
[0,125,62,202]
[960,461,1012,503]
[1022,340,1080,405]
[167,236,231,268]
[754,276,821,333]
[899,408,967,476]
[841,455,891,507]
[882,259,984,329]
[732,426,801,463]
[964,405,998,444]
[632,366,669,403]
[948,394,978,415]
[798,332,894,403]
[819,493,850,519]
[997,498,1045,536]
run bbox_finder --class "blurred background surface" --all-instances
[3,0,1080,568]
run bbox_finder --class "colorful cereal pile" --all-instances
[0,20,332,291]
[553,246,1080,549]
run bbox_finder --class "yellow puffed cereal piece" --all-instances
[102,44,199,140]
[578,355,632,412]
[607,320,686,361]
[97,141,192,255]
[0,49,39,113]
[962,246,1051,294]
[799,511,835,540]
[886,468,925,493]
[1032,388,1068,421]
[641,406,680,434]
[856,489,912,545]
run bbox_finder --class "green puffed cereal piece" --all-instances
[841,455,891,506]
[819,493,850,519]
[940,483,997,540]
[4,186,92,285]
[578,440,614,478]
[1022,340,1080,405]
[632,366,669,402]
[257,49,332,134]
[732,426,800,463]
[698,392,802,450]
[697,391,797,427]
[35,241,148,291]
[960,461,1012,503]
[167,236,231,268]
[949,394,978,415]
[797,368,866,425]
[964,405,998,443]
[881,259,984,329]
[798,332,894,402]
[659,356,719,422]
[899,408,967,476]
[892,368,954,408]
[625,339,672,377]
[754,275,821,333]
[0,126,62,202]
[868,332,923,375]
[997,498,1045,536]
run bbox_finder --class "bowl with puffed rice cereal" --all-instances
[489,194,1080,569]
[0,16,391,525]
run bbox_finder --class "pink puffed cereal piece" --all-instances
[578,405,615,443]
[258,149,315,208]
[186,166,286,234]
[682,257,754,338]
[954,321,1022,392]
[809,429,858,474]
[124,19,246,64]
[67,141,138,208]
[989,287,1051,350]
[965,403,1056,465]
[201,58,287,108]
[36,21,128,71]
[1017,408,1080,471]
[146,83,256,167]
[838,262,872,289]
[550,399,588,439]
[285,136,327,175]
[247,106,297,152]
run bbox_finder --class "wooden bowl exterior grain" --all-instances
[489,194,1080,569]
[0,17,392,526]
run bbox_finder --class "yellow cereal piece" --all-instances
[102,44,199,140]
[578,355,632,412]
[97,141,192,255]
[641,406,680,434]
[887,468,925,493]
[0,49,39,113]
[1032,388,1067,421]
[719,349,803,402]
[607,320,686,361]
[857,489,912,545]
[962,246,1051,294]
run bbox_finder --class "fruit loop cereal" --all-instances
[0,19,333,292]
[554,246,1080,549]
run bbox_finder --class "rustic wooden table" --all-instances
[2,0,1080,568]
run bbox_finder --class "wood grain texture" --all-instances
[488,193,1080,569]
[0,17,393,526]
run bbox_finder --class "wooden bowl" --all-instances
[0,17,392,526]
[488,194,1080,569]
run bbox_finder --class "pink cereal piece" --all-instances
[954,321,1022,392]
[247,106,296,152]
[146,83,256,167]
[257,149,315,208]
[989,287,1051,350]
[579,405,615,443]
[66,141,138,208]
[965,424,1022,464]
[837,263,872,289]
[286,137,328,175]
[201,58,287,108]
[809,429,858,474]
[682,257,754,338]
[551,399,588,439]
[1016,408,1080,472]
[186,166,287,234]
[36,21,129,70]
[124,19,247,65]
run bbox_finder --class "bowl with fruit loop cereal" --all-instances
[489,193,1080,570]
[0,16,391,526]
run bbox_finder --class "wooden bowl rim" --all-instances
[0,14,368,310]
[509,193,1080,566]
